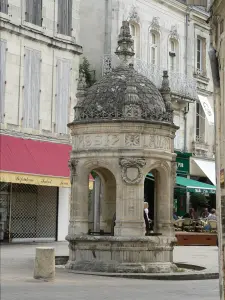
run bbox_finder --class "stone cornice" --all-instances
[0,20,83,55]
[0,127,71,145]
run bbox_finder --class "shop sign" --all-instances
[221,169,225,188]
[0,172,71,188]
[176,157,189,175]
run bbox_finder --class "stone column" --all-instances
[93,176,101,232]
[114,158,146,237]
[100,178,116,233]
[155,164,175,236]
[68,159,89,235]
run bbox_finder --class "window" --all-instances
[0,40,6,123]
[0,0,8,14]
[196,102,205,143]
[169,39,177,72]
[196,37,206,75]
[23,48,41,129]
[149,32,159,65]
[25,0,42,26]
[129,22,140,58]
[57,0,72,36]
[55,59,71,134]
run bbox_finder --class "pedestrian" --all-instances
[201,207,209,218]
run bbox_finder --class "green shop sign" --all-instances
[175,152,191,175]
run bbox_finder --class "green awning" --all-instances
[146,173,216,194]
[176,176,216,194]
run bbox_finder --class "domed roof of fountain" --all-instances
[73,21,173,124]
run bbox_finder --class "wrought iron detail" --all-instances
[102,55,198,100]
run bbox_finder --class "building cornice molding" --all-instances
[0,20,83,55]
[0,127,71,144]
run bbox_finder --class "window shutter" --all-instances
[0,0,8,14]
[57,0,63,34]
[0,40,6,123]
[35,0,42,26]
[63,0,67,35]
[24,49,32,128]
[32,50,41,129]
[25,0,33,23]
[24,48,41,129]
[56,59,71,133]
[68,0,72,36]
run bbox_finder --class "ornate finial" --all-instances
[115,21,135,65]
[160,71,173,114]
[161,71,171,93]
[74,71,87,120]
[124,70,141,118]
[77,70,87,90]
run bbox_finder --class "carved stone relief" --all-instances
[170,25,179,40]
[144,135,171,151]
[150,17,160,32]
[171,161,177,186]
[119,158,146,184]
[129,5,140,23]
[125,134,140,146]
[74,134,120,149]
[68,159,78,184]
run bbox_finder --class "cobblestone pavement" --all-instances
[0,242,220,300]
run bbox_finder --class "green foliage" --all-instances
[79,57,96,87]
[190,193,208,210]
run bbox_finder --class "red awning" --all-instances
[0,134,71,177]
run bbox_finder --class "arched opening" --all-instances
[144,166,171,234]
[168,38,179,72]
[148,30,160,66]
[129,22,140,58]
[87,167,116,235]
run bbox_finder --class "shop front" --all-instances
[0,134,71,243]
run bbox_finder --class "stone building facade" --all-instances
[79,0,216,213]
[0,0,82,242]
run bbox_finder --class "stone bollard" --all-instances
[34,247,55,280]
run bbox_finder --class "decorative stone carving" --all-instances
[115,21,135,64]
[129,5,140,23]
[170,25,179,40]
[160,71,173,113]
[150,17,160,32]
[119,158,146,184]
[144,135,171,151]
[68,159,78,184]
[73,134,120,149]
[171,161,177,186]
[125,134,140,146]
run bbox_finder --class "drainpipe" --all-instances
[183,8,191,153]
[104,0,111,55]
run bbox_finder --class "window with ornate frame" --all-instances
[169,39,178,72]
[149,31,160,66]
[196,101,206,143]
[129,22,140,58]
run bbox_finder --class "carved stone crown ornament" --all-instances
[119,158,146,184]
[150,17,160,32]
[115,20,135,64]
[68,159,78,184]
[170,25,179,40]
[128,5,140,23]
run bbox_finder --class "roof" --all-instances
[73,65,173,124]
